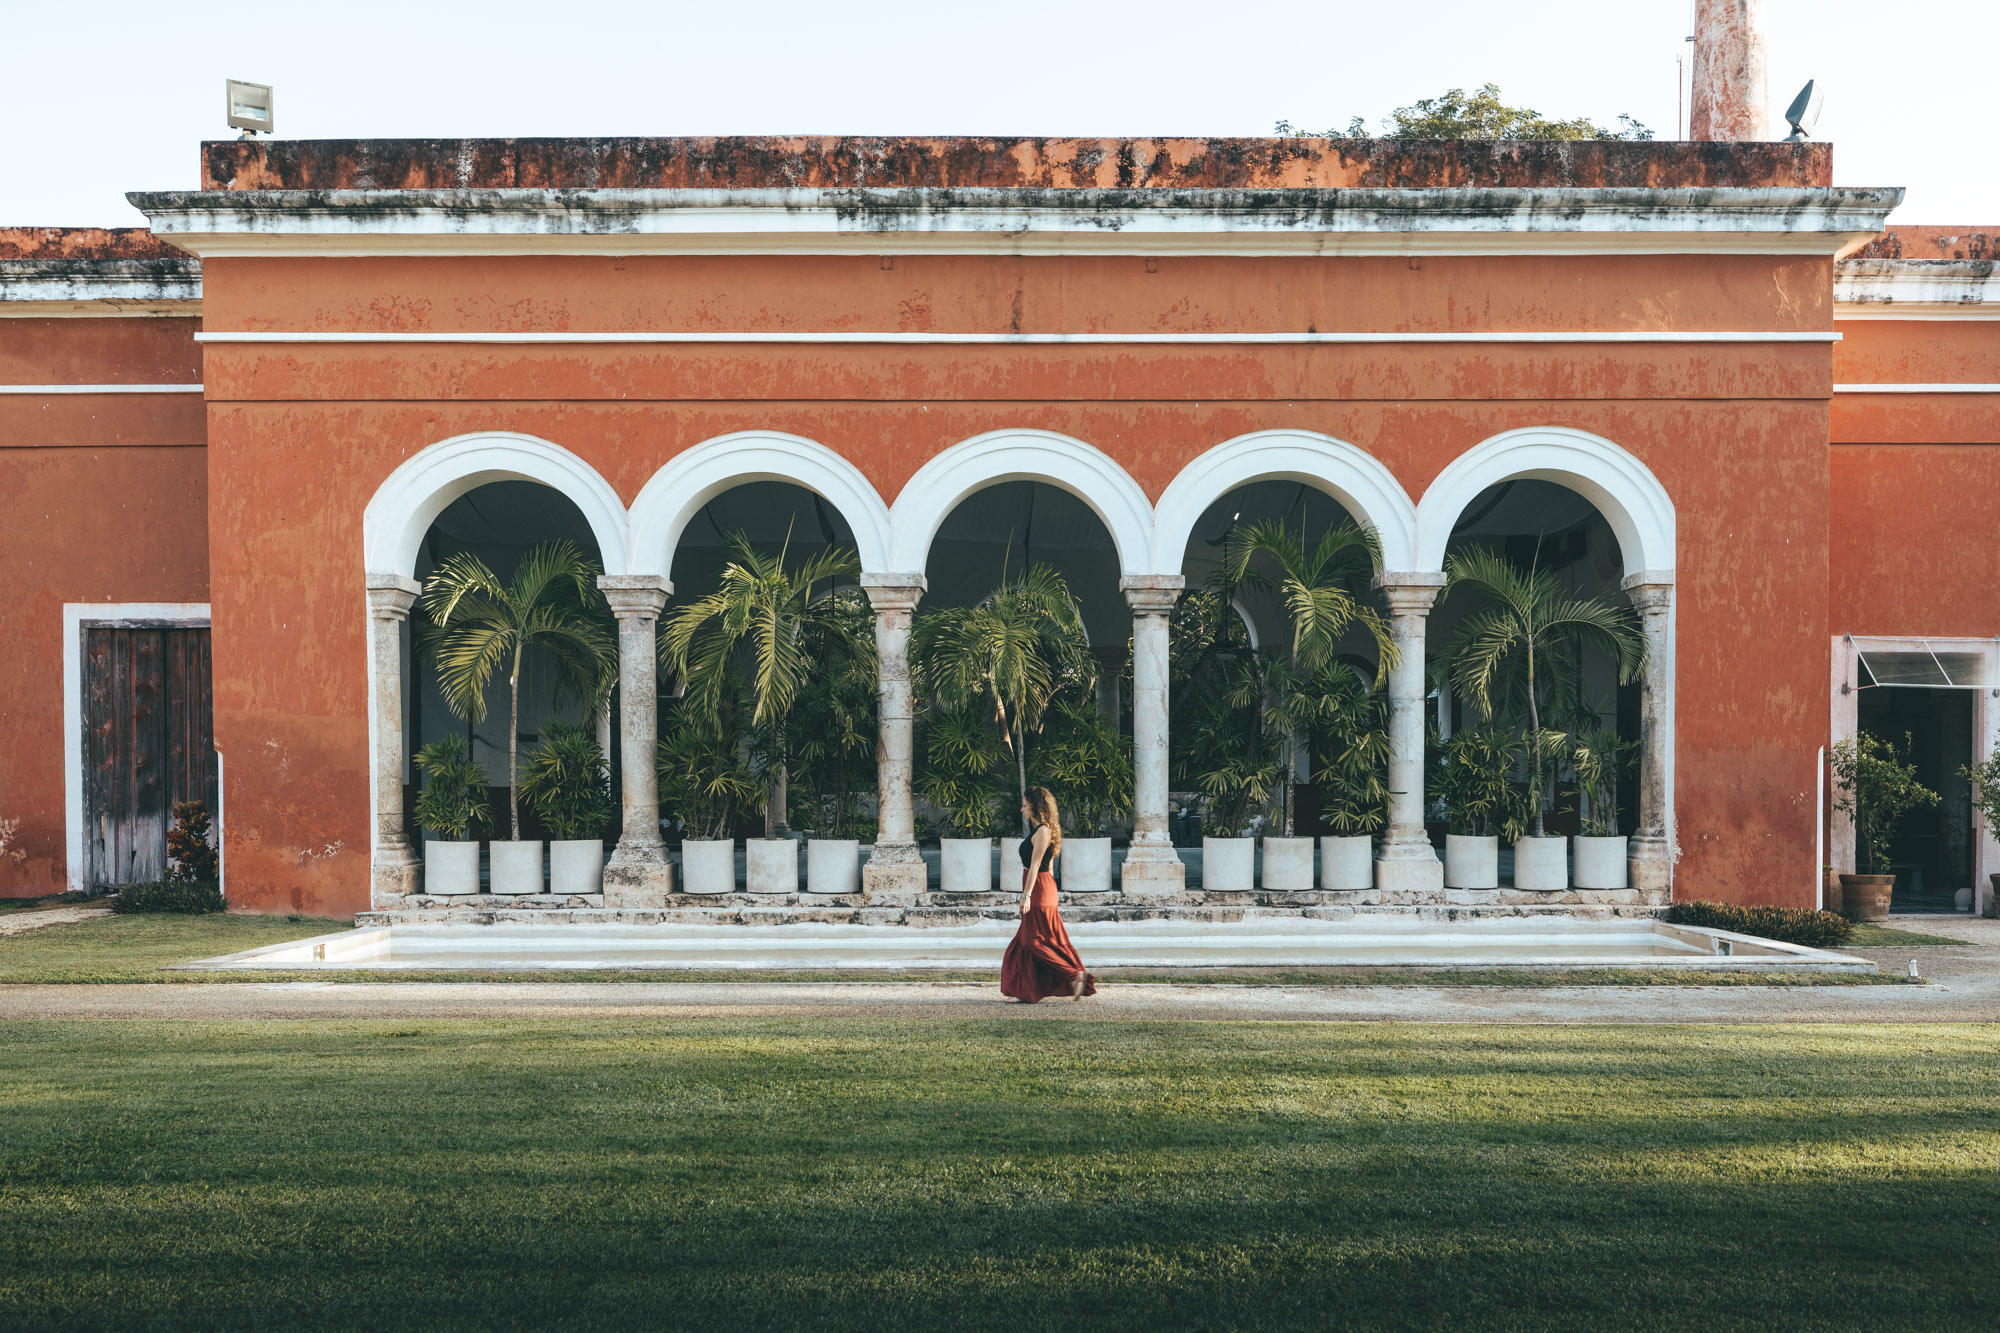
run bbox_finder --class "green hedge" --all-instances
[1662,900,1853,948]
[110,880,226,915]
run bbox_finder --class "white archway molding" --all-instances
[1150,429,1419,575]
[362,431,632,577]
[629,431,893,578]
[1412,426,1675,576]
[888,428,1155,577]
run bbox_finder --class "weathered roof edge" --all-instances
[0,257,202,316]
[1834,258,2000,317]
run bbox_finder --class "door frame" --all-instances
[64,603,212,892]
[1830,635,2000,915]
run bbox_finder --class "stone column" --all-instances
[1690,0,1770,142]
[1623,574,1676,903]
[367,575,423,908]
[1374,573,1447,900]
[861,575,928,903]
[597,575,673,906]
[1119,576,1186,899]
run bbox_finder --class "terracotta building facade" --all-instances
[1,134,1993,919]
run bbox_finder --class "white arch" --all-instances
[1150,429,1418,575]
[1413,426,1675,576]
[628,431,893,578]
[888,428,1155,577]
[362,431,631,577]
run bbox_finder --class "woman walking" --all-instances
[1002,786,1097,1003]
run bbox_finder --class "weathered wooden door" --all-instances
[85,627,216,888]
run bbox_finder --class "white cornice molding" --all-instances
[1834,259,1999,320]
[0,259,202,317]
[1833,383,2000,393]
[127,185,1903,258]
[194,329,1839,346]
[0,383,202,394]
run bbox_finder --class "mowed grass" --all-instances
[0,914,1903,986]
[0,1020,1995,1331]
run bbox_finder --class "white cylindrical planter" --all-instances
[549,839,604,896]
[745,838,799,894]
[679,839,735,895]
[1202,836,1255,892]
[1445,834,1499,889]
[1061,837,1113,893]
[424,840,480,896]
[1573,835,1628,890]
[1319,835,1374,892]
[806,839,860,895]
[489,840,544,895]
[1261,836,1315,891]
[1513,836,1569,891]
[941,838,995,894]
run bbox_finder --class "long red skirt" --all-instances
[1001,872,1098,1003]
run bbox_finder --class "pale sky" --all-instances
[3,0,1988,225]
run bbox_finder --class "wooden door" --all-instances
[85,626,215,888]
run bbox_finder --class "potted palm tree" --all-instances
[1035,692,1134,893]
[412,734,491,896]
[656,695,763,895]
[1961,752,2000,917]
[1440,548,1645,892]
[1570,723,1638,890]
[916,700,1006,893]
[421,541,616,895]
[1223,519,1398,893]
[519,720,613,897]
[1313,667,1392,892]
[1435,725,1530,890]
[784,587,878,896]
[1832,730,1938,921]
[663,530,868,895]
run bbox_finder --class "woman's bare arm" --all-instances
[1020,825,1053,913]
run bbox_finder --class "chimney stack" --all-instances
[1689,0,1771,140]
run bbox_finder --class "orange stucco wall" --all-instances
[0,317,208,896]
[199,251,1838,914]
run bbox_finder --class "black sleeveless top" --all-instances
[1019,824,1050,869]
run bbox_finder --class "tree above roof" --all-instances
[1280,84,1652,142]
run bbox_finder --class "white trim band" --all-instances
[0,383,203,394]
[1833,384,2000,394]
[194,330,1841,346]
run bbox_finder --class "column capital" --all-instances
[1374,570,1447,615]
[597,574,672,618]
[1620,572,1674,614]
[366,575,421,618]
[1119,574,1184,614]
[860,573,927,614]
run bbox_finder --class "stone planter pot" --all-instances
[1572,835,1628,890]
[1319,835,1374,891]
[424,839,480,896]
[549,839,604,896]
[1824,868,1845,916]
[744,838,799,894]
[1261,836,1316,891]
[1061,837,1113,893]
[1955,887,1974,913]
[1202,836,1254,892]
[1839,872,1895,922]
[679,839,735,895]
[1513,835,1569,891]
[806,839,860,895]
[488,840,544,895]
[1445,834,1499,889]
[940,838,994,894]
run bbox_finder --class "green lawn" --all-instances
[1847,922,1973,947]
[0,1019,1994,1330]
[0,913,1901,985]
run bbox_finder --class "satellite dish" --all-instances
[1784,80,1824,141]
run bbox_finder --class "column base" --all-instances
[370,847,421,910]
[862,844,928,904]
[603,842,672,908]
[1375,849,1444,898]
[1120,843,1186,900]
[1629,843,1673,905]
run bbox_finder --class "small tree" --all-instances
[1312,667,1393,836]
[915,700,1008,839]
[655,694,764,843]
[165,800,220,883]
[1832,731,1939,876]
[1963,751,2000,843]
[1570,724,1639,837]
[1034,693,1135,836]
[1433,725,1533,841]
[412,735,492,841]
[1279,84,1652,142]
[518,721,614,842]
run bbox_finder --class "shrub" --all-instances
[519,721,613,841]
[112,879,225,914]
[1662,900,1853,948]
[413,734,492,841]
[166,801,220,882]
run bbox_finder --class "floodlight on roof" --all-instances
[226,79,274,137]
[1784,80,1823,142]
